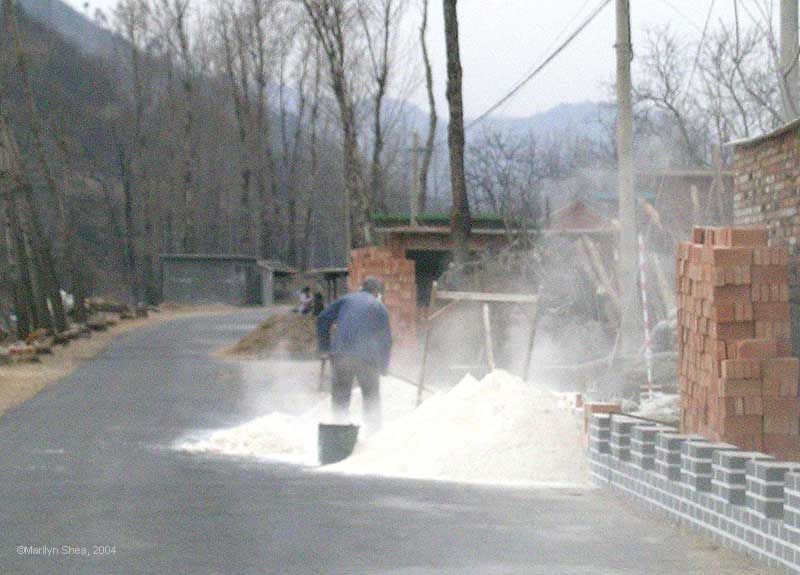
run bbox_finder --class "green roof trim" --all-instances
[372,213,519,229]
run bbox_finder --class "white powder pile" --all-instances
[175,375,419,464]
[176,412,315,464]
[633,392,680,425]
[325,370,590,486]
[176,370,589,486]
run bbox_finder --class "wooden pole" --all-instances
[417,328,431,406]
[522,303,540,382]
[482,303,495,372]
[411,130,420,226]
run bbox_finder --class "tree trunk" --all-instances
[419,0,436,214]
[1,188,35,337]
[442,0,471,266]
[343,116,367,248]
[220,12,254,255]
[173,5,196,253]
[302,0,368,253]
[114,133,140,303]
[5,0,67,331]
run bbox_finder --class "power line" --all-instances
[536,0,596,64]
[656,0,703,32]
[465,0,613,130]
[679,0,716,102]
[424,0,613,152]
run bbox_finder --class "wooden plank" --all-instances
[318,355,329,391]
[482,303,496,371]
[580,235,621,310]
[424,300,459,326]
[436,290,537,304]
[417,329,431,406]
[522,303,540,382]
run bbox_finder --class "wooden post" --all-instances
[482,303,495,372]
[522,303,540,383]
[417,329,431,406]
[411,130,420,226]
[318,354,329,391]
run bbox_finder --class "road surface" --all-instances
[0,309,779,574]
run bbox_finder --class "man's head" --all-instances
[361,277,384,297]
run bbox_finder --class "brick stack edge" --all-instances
[677,225,800,461]
[347,247,417,346]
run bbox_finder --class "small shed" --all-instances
[159,254,295,306]
[305,267,349,302]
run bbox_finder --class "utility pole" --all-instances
[616,0,641,357]
[781,0,799,121]
[411,130,420,226]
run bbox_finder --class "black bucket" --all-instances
[318,423,360,465]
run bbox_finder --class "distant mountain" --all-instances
[18,0,118,55]
[387,99,611,143]
[16,0,611,144]
[482,101,611,138]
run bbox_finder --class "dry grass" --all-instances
[0,305,236,419]
[222,313,317,358]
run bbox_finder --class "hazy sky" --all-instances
[66,0,756,118]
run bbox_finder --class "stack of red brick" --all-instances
[677,226,800,460]
[348,247,417,346]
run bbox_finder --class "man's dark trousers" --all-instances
[332,355,381,433]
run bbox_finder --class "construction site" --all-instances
[7,0,800,573]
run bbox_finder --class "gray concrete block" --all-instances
[714,450,774,470]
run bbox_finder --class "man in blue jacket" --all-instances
[317,277,392,433]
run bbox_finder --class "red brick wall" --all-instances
[348,247,417,346]
[677,226,800,460]
[733,129,800,250]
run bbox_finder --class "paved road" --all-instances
[0,310,778,574]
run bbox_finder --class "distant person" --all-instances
[316,277,392,433]
[295,286,313,315]
[312,292,325,316]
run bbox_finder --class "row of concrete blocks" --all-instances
[590,413,800,572]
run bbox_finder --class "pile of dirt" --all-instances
[225,313,317,358]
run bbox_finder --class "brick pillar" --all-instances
[745,460,800,518]
[712,450,774,505]
[348,247,417,346]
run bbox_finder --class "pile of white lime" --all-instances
[325,370,589,486]
[176,370,589,486]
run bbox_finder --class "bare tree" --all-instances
[357,0,404,212]
[155,0,198,252]
[418,0,435,213]
[279,28,312,267]
[217,1,256,255]
[634,22,783,169]
[4,0,69,330]
[442,0,470,266]
[114,0,153,302]
[301,0,368,250]
[301,44,323,270]
[0,106,65,332]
